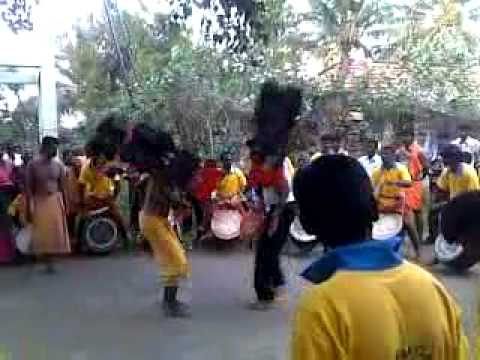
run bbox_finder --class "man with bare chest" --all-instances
[26,137,70,272]
[139,172,191,317]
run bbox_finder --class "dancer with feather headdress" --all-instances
[86,117,198,317]
[247,81,302,310]
[121,123,199,317]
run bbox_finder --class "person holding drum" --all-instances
[291,155,469,360]
[427,145,480,267]
[216,152,247,202]
[437,144,480,200]
[78,145,129,244]
[371,145,422,260]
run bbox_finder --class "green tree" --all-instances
[305,0,397,85]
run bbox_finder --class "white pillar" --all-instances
[37,0,58,140]
[38,62,58,139]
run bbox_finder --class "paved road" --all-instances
[0,249,478,360]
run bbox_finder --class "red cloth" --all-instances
[192,167,223,202]
[0,162,13,188]
[248,163,288,194]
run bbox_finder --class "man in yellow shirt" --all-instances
[437,144,480,199]
[78,154,128,241]
[371,145,421,259]
[216,152,247,200]
[291,155,468,360]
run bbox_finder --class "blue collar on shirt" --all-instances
[302,238,403,284]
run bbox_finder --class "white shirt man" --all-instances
[263,156,295,207]
[451,136,480,166]
[358,153,383,178]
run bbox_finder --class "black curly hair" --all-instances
[441,191,480,244]
[293,155,378,247]
[120,123,199,191]
[85,113,127,161]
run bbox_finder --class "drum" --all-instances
[372,213,404,254]
[211,209,242,241]
[240,209,265,242]
[289,216,319,252]
[372,213,403,241]
[81,207,119,254]
[434,234,478,271]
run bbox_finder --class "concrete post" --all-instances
[37,0,58,140]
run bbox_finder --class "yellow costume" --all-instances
[78,161,115,198]
[437,164,480,199]
[139,212,189,286]
[216,168,247,199]
[291,262,469,360]
[371,164,411,212]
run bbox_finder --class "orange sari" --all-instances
[405,143,425,211]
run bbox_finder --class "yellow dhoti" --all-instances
[139,212,190,286]
[32,193,70,255]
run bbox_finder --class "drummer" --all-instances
[78,146,129,242]
[437,144,480,199]
[216,152,247,202]
[371,145,422,260]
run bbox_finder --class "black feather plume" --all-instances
[119,122,199,191]
[86,114,127,161]
[250,80,302,157]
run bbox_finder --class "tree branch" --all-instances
[317,61,342,77]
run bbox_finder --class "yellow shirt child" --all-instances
[371,163,411,212]
[216,168,247,199]
[437,163,480,199]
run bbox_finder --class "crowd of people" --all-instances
[2,110,480,356]
[1,126,480,277]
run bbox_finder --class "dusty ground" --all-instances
[0,248,478,360]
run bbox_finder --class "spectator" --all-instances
[291,155,469,359]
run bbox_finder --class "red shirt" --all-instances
[192,166,223,202]
[0,161,13,188]
[248,163,288,194]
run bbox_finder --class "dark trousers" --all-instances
[254,204,294,302]
[129,185,141,232]
[0,188,14,230]
[190,197,203,227]
[427,206,442,244]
